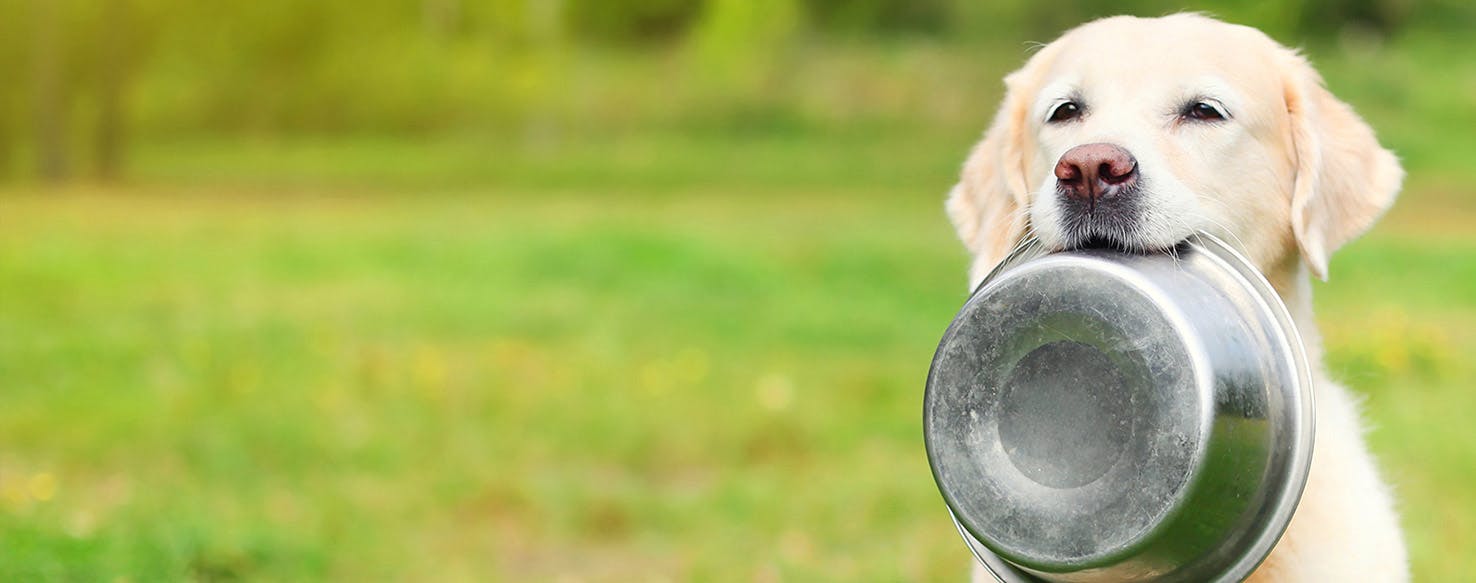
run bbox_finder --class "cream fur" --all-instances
[949,14,1407,582]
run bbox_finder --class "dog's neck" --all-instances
[1265,255,1326,373]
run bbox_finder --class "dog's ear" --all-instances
[947,71,1032,288]
[1283,52,1403,281]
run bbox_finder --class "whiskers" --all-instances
[1003,198,1043,258]
[1020,188,1254,264]
[1187,197,1254,257]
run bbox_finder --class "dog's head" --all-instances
[948,14,1402,287]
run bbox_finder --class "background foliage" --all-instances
[1,0,1473,581]
[1,0,1474,175]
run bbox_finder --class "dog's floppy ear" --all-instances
[947,71,1032,288]
[1283,52,1403,281]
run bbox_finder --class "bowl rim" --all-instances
[929,232,1316,582]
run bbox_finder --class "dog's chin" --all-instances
[1056,231,1189,255]
[1035,205,1199,255]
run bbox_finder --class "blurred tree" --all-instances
[1294,0,1413,36]
[487,0,556,46]
[0,0,1468,186]
[1019,0,1178,39]
[688,0,802,93]
[423,0,461,40]
[1407,0,1476,30]
[0,1,24,178]
[30,0,70,182]
[3,0,159,183]
[564,0,702,45]
[88,0,152,181]
[803,0,951,37]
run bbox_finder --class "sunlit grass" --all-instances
[1,178,1471,580]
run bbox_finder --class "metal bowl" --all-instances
[923,234,1314,582]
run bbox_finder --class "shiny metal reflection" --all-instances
[923,234,1314,582]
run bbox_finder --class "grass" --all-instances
[0,187,973,580]
[2,34,1475,582]
[2,176,1472,581]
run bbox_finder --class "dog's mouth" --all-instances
[1062,233,1191,255]
[1057,203,1154,253]
[1046,185,1197,255]
[1070,234,1139,252]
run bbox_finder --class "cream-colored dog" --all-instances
[948,14,1406,582]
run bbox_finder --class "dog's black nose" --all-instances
[1054,143,1139,207]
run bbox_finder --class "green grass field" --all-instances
[2,157,1472,580]
[3,35,1476,582]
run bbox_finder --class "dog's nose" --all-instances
[1054,143,1139,205]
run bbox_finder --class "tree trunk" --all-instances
[0,95,13,179]
[95,0,128,181]
[31,0,69,183]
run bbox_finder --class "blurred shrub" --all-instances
[1296,0,1413,35]
[802,0,951,37]
[565,0,703,45]
[687,0,801,90]
[1,0,1473,181]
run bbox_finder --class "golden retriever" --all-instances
[947,14,1406,582]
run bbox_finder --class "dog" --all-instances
[947,14,1407,582]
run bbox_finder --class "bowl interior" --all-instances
[926,255,1211,570]
[924,236,1313,581]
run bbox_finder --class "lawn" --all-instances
[2,151,1472,581]
[2,35,1475,583]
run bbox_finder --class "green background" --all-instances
[1,0,1472,580]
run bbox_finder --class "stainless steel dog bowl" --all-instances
[923,234,1314,582]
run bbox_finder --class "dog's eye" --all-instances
[1047,101,1082,123]
[1183,101,1228,122]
